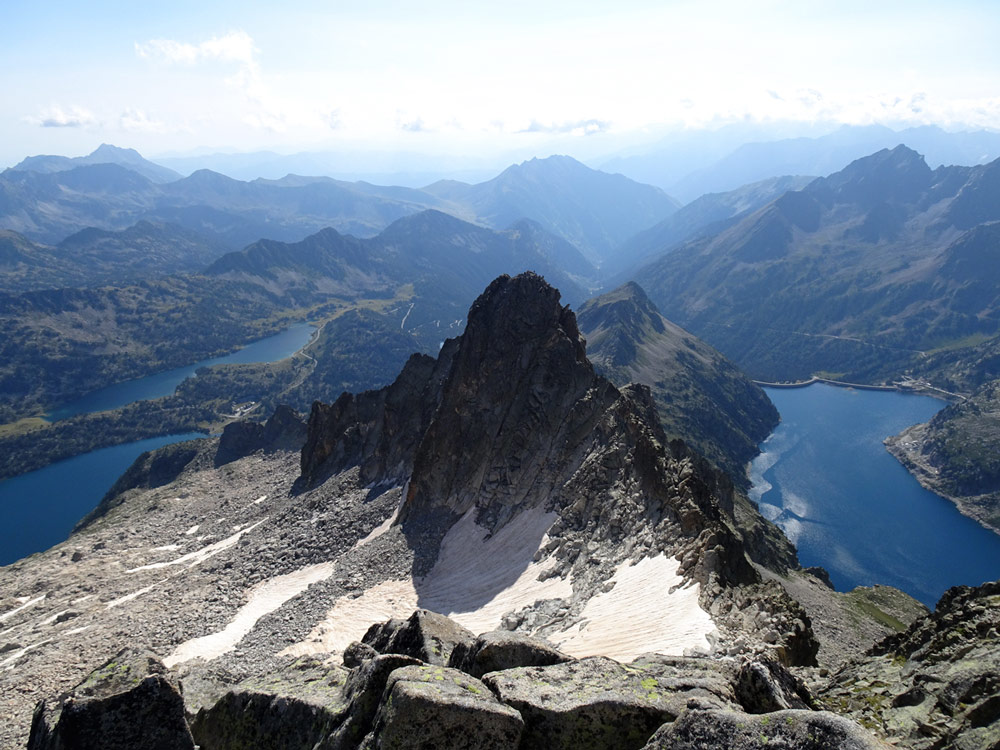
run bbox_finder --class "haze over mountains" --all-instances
[0,147,675,266]
[634,145,1000,382]
[603,123,1000,202]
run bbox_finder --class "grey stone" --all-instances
[343,640,379,668]
[735,653,813,713]
[817,579,1000,750]
[325,653,423,749]
[642,708,888,749]
[369,664,522,750]
[448,630,571,678]
[482,656,682,750]
[27,649,194,750]
[190,656,349,750]
[362,609,475,666]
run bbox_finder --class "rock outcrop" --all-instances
[817,579,1000,749]
[27,610,896,750]
[28,649,195,750]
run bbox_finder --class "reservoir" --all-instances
[1,322,315,566]
[0,433,204,566]
[750,383,1000,607]
[47,322,315,421]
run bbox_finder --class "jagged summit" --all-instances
[808,144,933,206]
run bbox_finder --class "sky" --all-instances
[2,0,999,168]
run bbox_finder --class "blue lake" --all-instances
[1,322,316,566]
[47,322,315,421]
[750,384,1000,607]
[0,433,204,566]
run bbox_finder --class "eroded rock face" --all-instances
[448,630,571,679]
[367,665,523,750]
[298,273,766,661]
[818,579,1000,750]
[643,708,889,750]
[28,650,194,750]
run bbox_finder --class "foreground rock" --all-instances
[448,630,571,678]
[28,650,194,750]
[483,656,725,750]
[644,708,889,749]
[23,610,902,750]
[367,665,523,750]
[817,579,1000,749]
[189,656,348,750]
[361,609,474,666]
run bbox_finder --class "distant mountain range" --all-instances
[633,145,1000,382]
[9,144,181,184]
[1,150,674,269]
[0,221,228,293]
[603,124,1000,203]
[423,155,678,264]
[606,175,815,277]
[0,210,596,420]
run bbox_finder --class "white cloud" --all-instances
[25,105,97,128]
[135,31,256,67]
[119,108,166,133]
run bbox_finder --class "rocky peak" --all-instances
[394,271,605,526]
[808,144,933,207]
[300,273,761,589]
[577,281,666,367]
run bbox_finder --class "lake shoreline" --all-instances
[753,375,960,401]
[885,425,1000,538]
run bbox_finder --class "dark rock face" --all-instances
[368,665,523,750]
[299,352,447,487]
[818,579,1000,749]
[643,708,888,750]
[216,404,307,466]
[401,272,602,530]
[28,650,195,750]
[361,609,475,667]
[448,630,571,679]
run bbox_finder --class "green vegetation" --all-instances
[0,303,421,481]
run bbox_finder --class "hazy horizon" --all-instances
[3,0,999,171]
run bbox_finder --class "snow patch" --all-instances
[106,585,157,609]
[164,561,336,668]
[553,554,715,660]
[284,507,570,657]
[0,594,45,623]
[1,639,52,670]
[127,519,265,572]
[352,503,401,550]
